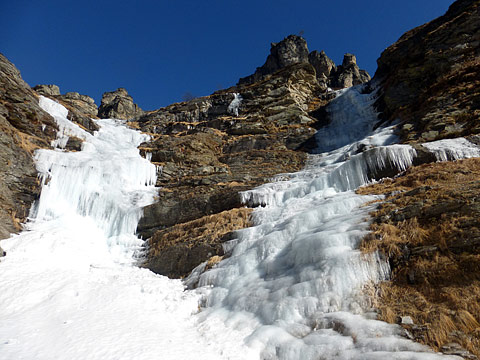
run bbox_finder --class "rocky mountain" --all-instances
[374,0,480,143]
[133,36,373,277]
[0,0,479,356]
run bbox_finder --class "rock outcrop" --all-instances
[98,88,143,120]
[308,50,336,90]
[238,35,371,90]
[137,62,324,276]
[332,53,371,88]
[374,0,480,142]
[238,35,310,85]
[0,54,57,239]
[33,84,60,96]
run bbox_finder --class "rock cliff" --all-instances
[374,0,480,142]
[0,55,57,239]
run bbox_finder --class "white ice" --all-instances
[0,97,247,360]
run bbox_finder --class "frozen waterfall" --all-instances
[0,97,246,360]
[192,85,462,359]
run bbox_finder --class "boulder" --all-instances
[98,88,143,120]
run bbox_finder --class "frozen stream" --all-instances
[1,87,477,359]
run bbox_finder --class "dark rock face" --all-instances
[98,88,143,120]
[238,35,371,90]
[0,54,57,239]
[137,62,323,276]
[374,0,480,143]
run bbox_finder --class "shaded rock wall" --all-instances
[0,54,57,239]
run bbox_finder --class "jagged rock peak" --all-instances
[238,35,371,89]
[308,50,336,79]
[33,84,60,96]
[98,87,143,120]
[238,35,309,85]
[268,35,310,69]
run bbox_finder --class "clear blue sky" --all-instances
[2,0,454,110]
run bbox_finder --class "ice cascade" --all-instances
[31,96,158,260]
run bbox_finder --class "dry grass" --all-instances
[148,208,252,257]
[360,158,480,356]
[14,131,48,154]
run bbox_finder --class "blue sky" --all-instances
[2,0,453,110]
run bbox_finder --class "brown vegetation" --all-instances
[144,208,252,278]
[359,158,480,357]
